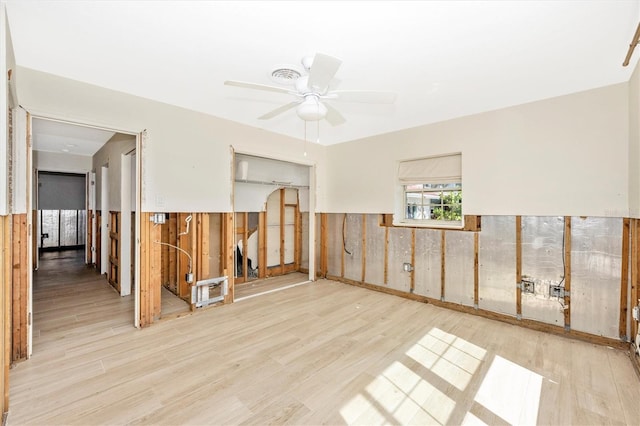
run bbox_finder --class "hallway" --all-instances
[32,249,135,354]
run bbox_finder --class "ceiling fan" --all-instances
[224,53,397,126]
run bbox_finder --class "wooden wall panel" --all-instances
[2,215,11,414]
[563,216,571,330]
[515,216,522,318]
[320,213,327,278]
[177,213,194,299]
[197,213,210,281]
[223,213,235,303]
[139,212,162,327]
[631,220,639,344]
[621,218,630,340]
[95,211,101,272]
[11,214,28,361]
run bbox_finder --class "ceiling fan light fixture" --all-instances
[296,96,327,121]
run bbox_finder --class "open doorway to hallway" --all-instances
[20,117,149,361]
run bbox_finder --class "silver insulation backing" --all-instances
[365,215,386,286]
[478,216,517,316]
[344,214,364,282]
[521,216,565,326]
[323,214,626,340]
[414,229,442,298]
[444,231,475,306]
[387,227,412,292]
[326,214,343,277]
[570,217,622,339]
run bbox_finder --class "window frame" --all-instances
[394,153,464,229]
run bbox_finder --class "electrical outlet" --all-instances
[521,279,535,294]
[549,284,563,298]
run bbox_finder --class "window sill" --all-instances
[381,214,481,232]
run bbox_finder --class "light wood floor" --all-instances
[234,272,310,300]
[9,253,640,425]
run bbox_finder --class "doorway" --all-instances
[24,116,142,358]
[233,153,314,300]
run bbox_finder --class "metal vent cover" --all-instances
[270,65,302,85]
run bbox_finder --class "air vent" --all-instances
[270,66,302,85]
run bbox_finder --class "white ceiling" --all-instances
[32,119,115,156]
[6,1,640,146]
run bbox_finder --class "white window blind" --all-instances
[398,153,461,184]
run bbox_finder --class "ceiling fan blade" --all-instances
[307,53,342,93]
[224,80,293,95]
[324,103,346,127]
[258,102,299,120]
[329,90,397,104]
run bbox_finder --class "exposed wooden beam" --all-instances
[383,226,389,285]
[474,232,479,308]
[280,189,285,273]
[563,216,571,330]
[223,213,235,303]
[440,230,446,300]
[623,22,640,66]
[12,214,28,361]
[410,228,416,293]
[631,220,639,342]
[341,214,346,279]
[2,215,11,413]
[361,214,367,284]
[516,216,522,318]
[621,218,630,340]
[258,212,267,279]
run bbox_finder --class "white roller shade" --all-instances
[39,172,86,210]
[398,153,461,184]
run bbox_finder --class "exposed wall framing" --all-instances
[2,215,11,414]
[95,211,101,272]
[87,210,93,265]
[326,213,631,348]
[11,213,27,361]
[621,218,630,340]
[223,212,234,303]
[108,211,120,291]
[176,213,196,300]
[139,212,161,327]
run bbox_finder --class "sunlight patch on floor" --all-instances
[339,327,487,425]
[474,355,542,425]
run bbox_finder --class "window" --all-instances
[396,153,462,227]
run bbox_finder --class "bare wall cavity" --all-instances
[325,214,627,342]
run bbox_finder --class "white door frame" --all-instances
[100,165,109,275]
[89,171,97,265]
[120,152,133,296]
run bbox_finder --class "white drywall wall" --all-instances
[34,150,92,173]
[629,62,640,218]
[0,5,15,215]
[326,83,630,217]
[16,67,326,213]
[93,133,135,212]
[12,107,27,214]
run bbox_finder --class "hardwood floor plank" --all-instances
[7,251,640,425]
